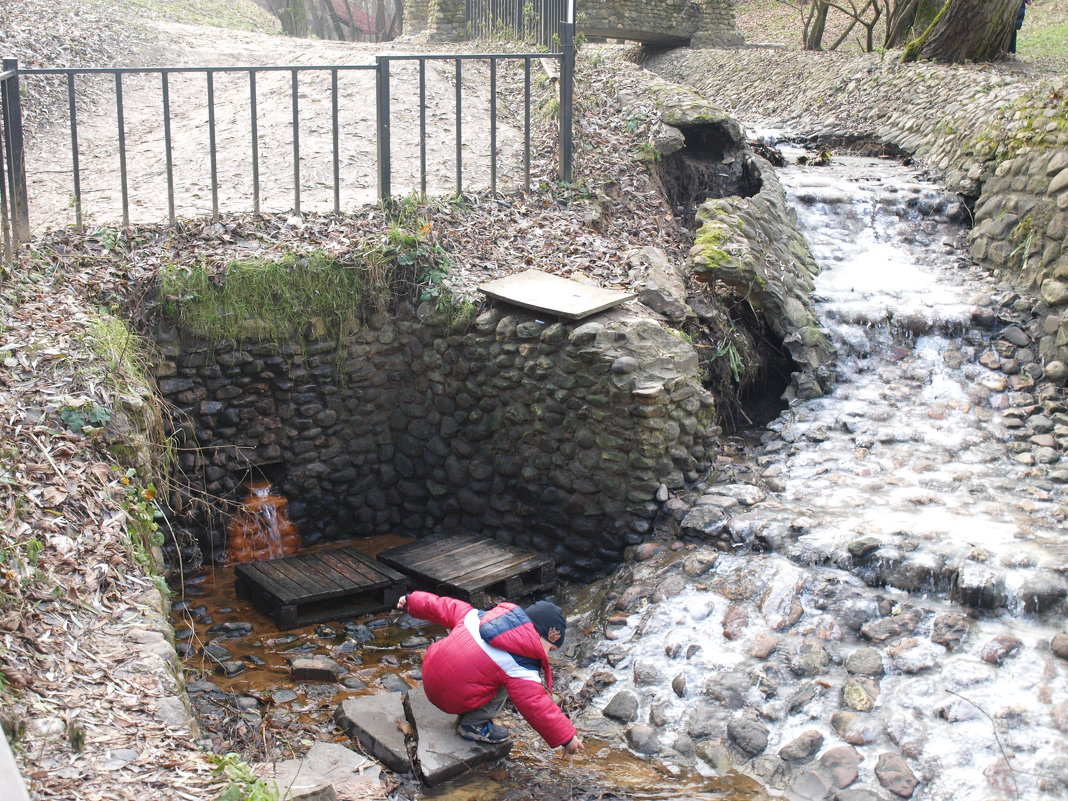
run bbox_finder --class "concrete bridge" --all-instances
[403,0,743,48]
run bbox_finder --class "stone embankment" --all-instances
[156,303,717,580]
[618,73,836,401]
[644,47,1068,378]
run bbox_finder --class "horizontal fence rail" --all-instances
[0,37,574,260]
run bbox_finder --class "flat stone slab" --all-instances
[404,686,512,786]
[333,693,411,774]
[254,759,336,801]
[478,269,636,320]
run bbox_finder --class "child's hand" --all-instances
[562,736,584,755]
[396,595,408,610]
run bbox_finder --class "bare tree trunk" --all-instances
[902,0,1019,62]
[885,0,918,46]
[887,0,943,47]
[804,0,831,50]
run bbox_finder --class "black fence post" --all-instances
[559,12,575,184]
[376,55,392,202]
[1,59,30,242]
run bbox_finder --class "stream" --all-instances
[175,146,1066,801]
[570,146,1067,801]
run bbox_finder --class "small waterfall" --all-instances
[225,480,301,564]
[573,148,1067,801]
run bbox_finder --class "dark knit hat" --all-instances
[525,601,566,647]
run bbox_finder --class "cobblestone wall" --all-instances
[580,0,741,47]
[402,0,466,40]
[402,0,741,46]
[156,304,717,580]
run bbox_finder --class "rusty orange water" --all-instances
[223,479,301,564]
[173,533,765,801]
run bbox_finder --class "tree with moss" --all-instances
[885,0,942,48]
[901,0,1019,62]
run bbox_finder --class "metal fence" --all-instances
[0,32,575,266]
[465,0,569,49]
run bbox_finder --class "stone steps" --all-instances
[333,688,511,787]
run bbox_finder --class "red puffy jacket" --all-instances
[406,591,577,748]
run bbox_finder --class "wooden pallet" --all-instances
[377,533,556,608]
[234,546,406,630]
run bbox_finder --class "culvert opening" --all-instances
[657,124,762,229]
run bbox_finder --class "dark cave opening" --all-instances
[657,124,763,230]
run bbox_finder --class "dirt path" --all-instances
[24,21,532,232]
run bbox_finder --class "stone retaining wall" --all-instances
[402,0,466,40]
[579,0,741,47]
[645,47,1068,373]
[631,73,834,400]
[402,0,742,47]
[156,303,717,579]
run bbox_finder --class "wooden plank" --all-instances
[445,549,549,583]
[315,549,378,587]
[236,561,308,602]
[380,534,485,570]
[454,559,556,595]
[400,538,489,574]
[445,551,539,587]
[336,548,407,584]
[341,546,405,582]
[275,559,346,598]
[269,558,349,600]
[477,269,637,320]
[381,533,485,564]
[291,554,357,594]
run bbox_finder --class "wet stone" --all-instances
[875,752,919,798]
[625,723,661,755]
[215,660,247,678]
[835,789,891,801]
[206,620,254,639]
[671,674,687,698]
[787,638,831,677]
[603,690,640,723]
[748,633,780,659]
[845,646,885,677]
[727,716,768,757]
[272,689,299,704]
[930,613,971,651]
[334,694,410,774]
[788,769,831,800]
[696,741,732,775]
[842,678,879,712]
[887,637,944,674]
[860,608,923,643]
[821,745,862,788]
[1051,632,1068,660]
[848,537,882,559]
[832,711,881,746]
[291,657,342,682]
[979,634,1022,665]
[779,730,824,762]
[379,673,411,694]
[633,660,662,686]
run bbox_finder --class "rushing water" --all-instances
[177,148,1065,801]
[575,149,1067,801]
[224,480,301,564]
